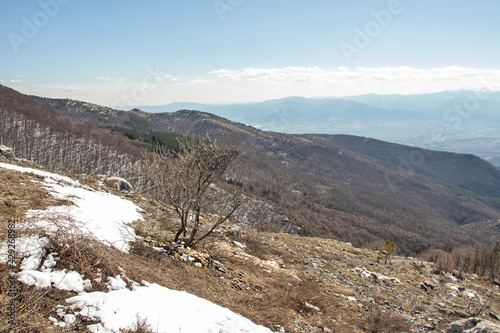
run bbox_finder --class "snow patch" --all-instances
[28,180,142,252]
[67,282,272,333]
[0,162,79,186]
[1,163,144,253]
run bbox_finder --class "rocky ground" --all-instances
[134,205,500,332]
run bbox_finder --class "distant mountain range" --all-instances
[133,91,500,167]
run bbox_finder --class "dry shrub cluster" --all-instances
[119,316,154,333]
[24,211,124,287]
[0,213,126,331]
[356,309,412,333]
[0,228,107,332]
[0,273,96,333]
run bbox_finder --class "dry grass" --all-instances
[356,309,412,333]
[0,266,96,332]
[119,316,155,333]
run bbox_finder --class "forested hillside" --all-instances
[0,85,148,188]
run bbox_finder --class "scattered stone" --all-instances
[424,323,436,331]
[423,281,437,290]
[0,145,15,159]
[304,302,320,312]
[490,313,500,321]
[453,311,468,318]
[446,318,500,333]
[98,175,134,192]
[349,247,363,255]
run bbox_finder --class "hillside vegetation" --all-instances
[1,85,500,255]
[1,160,499,332]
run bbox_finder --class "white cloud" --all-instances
[159,74,179,82]
[186,78,217,85]
[209,66,500,98]
[8,66,500,106]
[95,76,112,81]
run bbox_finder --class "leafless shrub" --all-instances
[120,315,155,333]
[467,297,488,317]
[144,132,246,247]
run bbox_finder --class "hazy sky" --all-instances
[1,0,500,106]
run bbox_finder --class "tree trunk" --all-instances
[185,206,200,247]
[174,226,185,244]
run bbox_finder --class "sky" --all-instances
[1,0,500,107]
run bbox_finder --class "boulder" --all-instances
[0,145,15,159]
[446,318,500,333]
[423,280,437,290]
[490,313,500,321]
[98,175,134,192]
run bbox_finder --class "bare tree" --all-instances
[145,132,245,247]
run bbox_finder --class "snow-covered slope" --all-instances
[1,162,141,252]
[0,162,273,333]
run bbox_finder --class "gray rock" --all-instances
[98,175,134,192]
[490,313,500,321]
[423,280,437,290]
[424,324,436,331]
[0,145,15,159]
[446,318,500,333]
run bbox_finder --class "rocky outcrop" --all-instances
[98,175,134,192]
[0,145,15,159]
[446,318,500,333]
